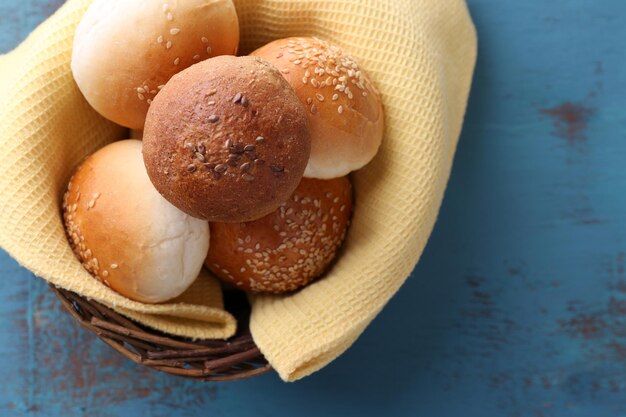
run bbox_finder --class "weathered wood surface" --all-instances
[1,0,626,416]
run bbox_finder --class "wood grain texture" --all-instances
[1,0,626,416]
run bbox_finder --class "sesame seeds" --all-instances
[157,36,164,44]
[270,164,283,172]
[205,179,351,293]
[315,93,325,102]
[174,57,180,65]
[201,37,209,43]
[63,184,104,280]
[180,103,275,184]
[166,41,172,49]
[276,37,371,117]
[206,46,212,55]
[110,264,118,269]
[193,54,200,60]
[215,164,228,174]
[169,28,180,35]
[231,91,249,107]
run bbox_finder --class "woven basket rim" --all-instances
[51,285,272,382]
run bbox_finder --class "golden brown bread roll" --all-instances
[71,0,240,129]
[62,140,210,303]
[205,176,352,293]
[251,37,384,179]
[143,56,311,223]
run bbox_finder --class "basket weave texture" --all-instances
[52,286,272,381]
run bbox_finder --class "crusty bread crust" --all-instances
[205,176,352,293]
[143,56,311,222]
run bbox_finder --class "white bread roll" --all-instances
[251,37,384,179]
[62,140,210,303]
[71,0,239,129]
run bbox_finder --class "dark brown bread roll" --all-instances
[143,55,311,222]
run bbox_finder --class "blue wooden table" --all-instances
[2,1,626,416]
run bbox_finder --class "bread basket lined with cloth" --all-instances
[0,0,477,382]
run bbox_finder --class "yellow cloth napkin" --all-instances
[0,0,476,381]
[0,0,236,340]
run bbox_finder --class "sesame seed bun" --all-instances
[71,0,239,129]
[62,140,210,303]
[251,37,384,179]
[205,176,352,294]
[143,55,311,223]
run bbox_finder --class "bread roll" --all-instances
[143,56,311,223]
[205,176,352,293]
[251,37,384,179]
[62,140,210,303]
[71,0,239,129]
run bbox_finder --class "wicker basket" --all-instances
[51,284,272,381]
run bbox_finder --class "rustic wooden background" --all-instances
[1,0,626,416]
